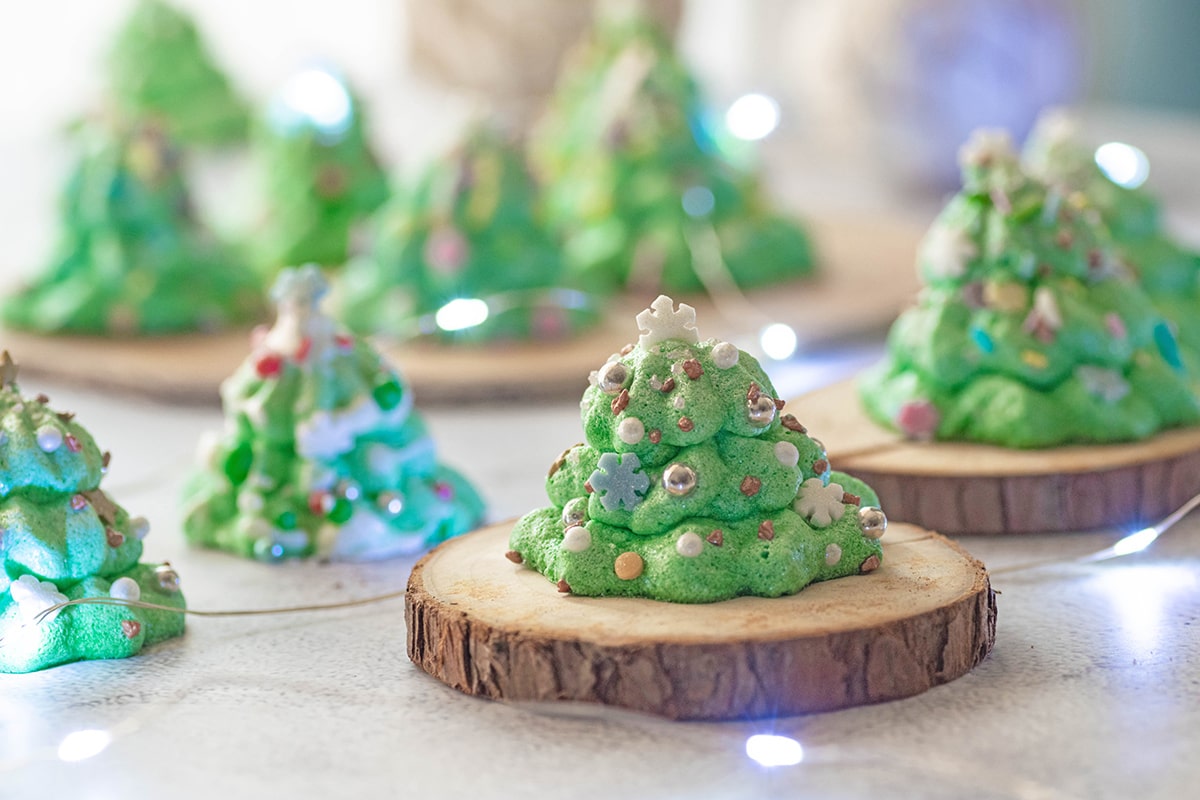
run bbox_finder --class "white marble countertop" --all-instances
[2,358,1199,800]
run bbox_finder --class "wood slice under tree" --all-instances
[1,216,921,405]
[405,520,995,721]
[786,378,1200,535]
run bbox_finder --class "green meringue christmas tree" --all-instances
[108,0,248,146]
[183,266,485,562]
[255,68,389,274]
[1023,111,1200,357]
[1,120,263,335]
[508,296,885,603]
[0,352,185,673]
[860,130,1200,448]
[340,122,597,343]
[528,9,813,295]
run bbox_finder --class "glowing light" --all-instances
[274,68,353,137]
[435,298,490,332]
[681,185,715,218]
[745,734,803,767]
[1095,142,1149,189]
[725,93,781,141]
[760,323,798,361]
[58,729,112,762]
[1110,527,1160,558]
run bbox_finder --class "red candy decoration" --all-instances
[255,353,284,378]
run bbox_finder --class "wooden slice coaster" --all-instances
[0,216,922,404]
[786,378,1200,535]
[405,520,995,721]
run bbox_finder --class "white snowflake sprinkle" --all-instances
[774,441,799,467]
[794,478,847,528]
[588,452,650,511]
[9,574,69,623]
[921,224,977,280]
[636,295,699,348]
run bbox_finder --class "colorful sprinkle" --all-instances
[505,550,523,564]
[611,388,630,415]
[1021,350,1049,369]
[740,476,762,497]
[706,529,724,546]
[970,326,995,353]
[614,551,644,580]
[757,520,775,541]
[1154,322,1183,369]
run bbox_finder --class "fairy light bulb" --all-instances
[58,729,112,762]
[1095,142,1149,189]
[760,323,798,361]
[435,298,490,332]
[726,93,781,141]
[745,734,804,767]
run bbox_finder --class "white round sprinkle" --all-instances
[36,426,63,453]
[129,516,151,540]
[238,492,265,513]
[562,525,592,552]
[109,576,141,601]
[774,441,800,467]
[824,543,843,566]
[676,531,704,557]
[617,417,645,445]
[712,342,739,369]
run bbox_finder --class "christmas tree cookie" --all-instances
[1,121,263,335]
[860,130,1200,448]
[255,68,389,273]
[0,352,185,673]
[182,266,485,561]
[108,0,248,146]
[341,122,597,343]
[508,296,885,602]
[528,10,813,294]
[1024,111,1200,357]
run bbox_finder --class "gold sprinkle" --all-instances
[1021,350,1049,369]
[614,552,644,580]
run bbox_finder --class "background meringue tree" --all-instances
[508,296,886,603]
[0,352,185,673]
[861,129,1200,447]
[182,267,485,562]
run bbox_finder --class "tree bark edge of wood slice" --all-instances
[405,521,996,721]
[787,379,1200,535]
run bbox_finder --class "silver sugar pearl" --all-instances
[662,463,697,496]
[596,361,629,394]
[747,395,777,426]
[378,491,405,516]
[858,506,888,539]
[338,480,362,501]
[562,497,589,527]
[154,564,182,593]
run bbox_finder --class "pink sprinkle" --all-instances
[295,337,312,361]
[65,434,82,453]
[896,400,940,440]
[335,334,355,350]
[1105,313,1127,340]
[434,481,455,501]
[533,307,567,339]
[255,353,283,378]
[424,228,469,274]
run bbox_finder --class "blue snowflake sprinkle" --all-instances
[588,452,650,511]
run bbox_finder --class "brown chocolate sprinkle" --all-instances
[812,459,829,474]
[548,444,578,478]
[70,494,87,511]
[619,343,634,356]
[842,492,861,506]
[707,529,724,546]
[106,527,126,548]
[758,520,775,541]
[1055,230,1073,249]
[740,476,762,497]
[773,398,786,411]
[781,414,807,434]
[556,578,572,594]
[584,481,594,494]
[747,382,762,402]
[83,489,119,525]
[35,393,50,404]
[649,429,662,444]
[57,411,75,423]
[102,451,112,469]
[660,377,676,393]
[504,550,524,564]
[1087,249,1103,268]
[860,555,881,574]
[682,359,703,380]
[611,388,630,415]
[677,417,694,432]
[120,620,142,639]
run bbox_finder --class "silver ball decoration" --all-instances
[662,463,697,496]
[857,506,888,539]
[747,395,777,426]
[337,480,362,501]
[378,491,405,516]
[562,497,589,527]
[154,564,182,593]
[597,361,629,394]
